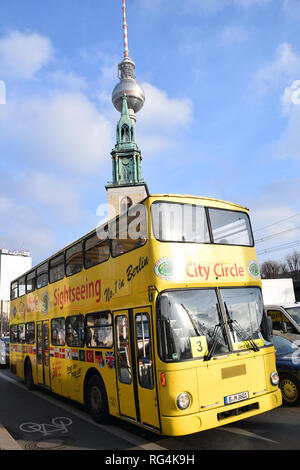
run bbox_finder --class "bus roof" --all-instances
[148,194,249,211]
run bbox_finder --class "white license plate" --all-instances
[224,391,249,405]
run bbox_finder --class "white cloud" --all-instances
[251,43,300,95]
[137,82,193,154]
[47,70,87,91]
[281,80,300,113]
[0,30,54,79]
[273,105,300,160]
[0,91,113,173]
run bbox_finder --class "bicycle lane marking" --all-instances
[0,372,167,450]
[19,417,73,437]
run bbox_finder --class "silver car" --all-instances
[0,336,9,366]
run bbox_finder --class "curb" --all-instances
[0,424,23,450]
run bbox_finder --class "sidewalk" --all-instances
[0,424,23,450]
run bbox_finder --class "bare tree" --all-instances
[282,250,300,281]
[260,260,283,279]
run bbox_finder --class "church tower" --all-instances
[106,0,149,218]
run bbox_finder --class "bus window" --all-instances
[11,281,18,300]
[84,233,110,269]
[50,253,65,283]
[208,208,253,246]
[135,313,154,389]
[25,322,35,345]
[66,315,85,347]
[18,324,26,344]
[86,312,113,348]
[51,318,65,346]
[66,243,83,277]
[37,262,49,289]
[111,207,147,257]
[26,270,36,293]
[116,316,132,384]
[19,277,26,297]
[151,202,209,243]
[10,325,18,343]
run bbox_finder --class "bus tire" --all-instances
[86,374,110,424]
[24,359,34,391]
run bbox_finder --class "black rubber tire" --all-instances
[86,374,110,424]
[280,373,300,406]
[24,360,35,390]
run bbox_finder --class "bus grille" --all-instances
[217,402,259,421]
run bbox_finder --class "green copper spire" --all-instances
[107,93,145,187]
[116,93,137,151]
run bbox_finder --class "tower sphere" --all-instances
[112,78,145,114]
[112,57,145,116]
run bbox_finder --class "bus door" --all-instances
[115,311,137,421]
[133,308,160,430]
[115,309,160,430]
[36,321,51,388]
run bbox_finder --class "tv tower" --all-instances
[112,0,145,122]
[106,0,149,217]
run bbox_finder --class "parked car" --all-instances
[272,334,300,405]
[0,336,9,367]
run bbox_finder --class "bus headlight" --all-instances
[270,371,280,386]
[176,393,191,410]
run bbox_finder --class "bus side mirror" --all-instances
[261,313,273,342]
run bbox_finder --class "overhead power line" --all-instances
[253,212,300,233]
[257,239,300,256]
[255,226,300,244]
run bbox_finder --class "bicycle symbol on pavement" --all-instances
[19,417,72,436]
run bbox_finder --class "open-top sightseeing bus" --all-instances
[9,194,281,436]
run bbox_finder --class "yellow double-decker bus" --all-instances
[9,194,281,436]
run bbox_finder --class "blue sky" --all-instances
[1,0,300,266]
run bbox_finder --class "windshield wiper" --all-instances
[180,303,207,337]
[204,320,226,361]
[224,302,259,352]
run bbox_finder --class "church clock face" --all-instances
[122,157,130,165]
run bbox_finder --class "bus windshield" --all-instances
[158,287,265,362]
[158,289,229,361]
[151,202,253,246]
[220,287,264,346]
[285,306,300,327]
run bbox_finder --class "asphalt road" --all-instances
[0,367,299,452]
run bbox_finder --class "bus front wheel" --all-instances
[86,374,110,424]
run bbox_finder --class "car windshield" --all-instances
[285,306,300,327]
[272,335,300,356]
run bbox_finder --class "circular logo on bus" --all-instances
[41,291,50,315]
[154,257,174,280]
[247,260,260,279]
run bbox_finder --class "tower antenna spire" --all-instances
[122,0,129,59]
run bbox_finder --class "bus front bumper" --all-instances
[160,389,282,437]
